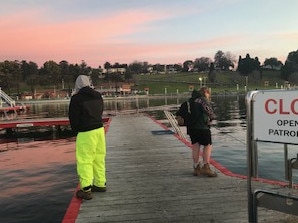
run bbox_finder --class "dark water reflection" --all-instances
[0,94,297,223]
[0,138,77,223]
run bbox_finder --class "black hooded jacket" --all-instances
[68,86,104,134]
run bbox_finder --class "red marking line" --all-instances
[0,117,109,129]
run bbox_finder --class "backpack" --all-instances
[175,101,191,126]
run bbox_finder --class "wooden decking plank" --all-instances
[74,114,298,223]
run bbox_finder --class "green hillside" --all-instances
[133,70,285,95]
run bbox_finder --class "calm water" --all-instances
[0,138,77,223]
[0,94,297,223]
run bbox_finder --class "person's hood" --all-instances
[73,75,93,95]
[191,89,202,99]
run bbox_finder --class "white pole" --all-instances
[0,87,2,108]
[199,77,202,88]
[136,95,139,114]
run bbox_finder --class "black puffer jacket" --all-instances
[189,96,215,130]
[68,86,104,134]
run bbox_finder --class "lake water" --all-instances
[0,94,297,223]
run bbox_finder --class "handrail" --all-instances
[0,88,16,107]
[163,110,187,140]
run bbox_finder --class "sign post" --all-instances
[253,90,298,144]
[246,89,298,222]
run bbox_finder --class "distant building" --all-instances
[97,83,133,96]
[262,64,282,70]
[119,84,132,94]
[102,67,126,74]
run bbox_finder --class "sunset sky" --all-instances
[0,0,297,68]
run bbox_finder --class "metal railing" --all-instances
[163,110,187,140]
[0,88,16,107]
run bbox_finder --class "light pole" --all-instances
[199,77,202,88]
[203,77,207,86]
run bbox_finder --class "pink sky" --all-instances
[1,1,297,68]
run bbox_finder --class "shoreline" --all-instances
[16,92,245,104]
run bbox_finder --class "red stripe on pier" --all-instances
[0,117,110,129]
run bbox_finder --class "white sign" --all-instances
[253,89,298,144]
[16,123,34,127]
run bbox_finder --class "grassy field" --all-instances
[133,70,285,95]
[5,70,286,98]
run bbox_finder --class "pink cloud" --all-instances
[85,33,243,62]
[0,7,295,67]
[65,34,243,66]
[0,7,172,66]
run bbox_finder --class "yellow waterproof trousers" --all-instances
[76,127,106,189]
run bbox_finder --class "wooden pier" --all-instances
[0,117,110,139]
[0,117,109,129]
[62,114,298,223]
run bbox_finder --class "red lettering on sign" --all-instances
[265,99,277,114]
[265,98,298,115]
[279,99,290,114]
[291,99,298,115]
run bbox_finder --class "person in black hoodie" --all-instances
[69,75,106,200]
[189,87,217,177]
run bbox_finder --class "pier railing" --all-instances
[163,110,187,139]
[0,88,16,107]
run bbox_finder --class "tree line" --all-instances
[0,49,298,96]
